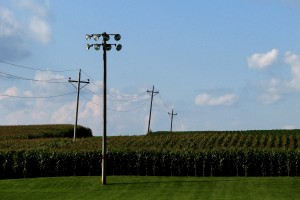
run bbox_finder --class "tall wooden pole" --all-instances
[168,109,177,132]
[147,85,159,134]
[68,69,89,142]
[102,40,107,185]
[74,69,81,141]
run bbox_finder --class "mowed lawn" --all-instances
[0,176,299,200]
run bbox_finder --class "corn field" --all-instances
[0,124,93,139]
[0,129,300,178]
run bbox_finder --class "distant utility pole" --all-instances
[168,109,177,132]
[147,85,159,134]
[68,69,89,141]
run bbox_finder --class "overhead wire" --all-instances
[157,93,172,111]
[82,70,147,102]
[80,93,102,107]
[153,100,169,116]
[0,91,76,99]
[0,71,68,83]
[0,60,79,72]
[80,93,149,113]
[107,101,149,113]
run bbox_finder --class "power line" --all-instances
[0,60,78,72]
[82,70,147,102]
[0,91,76,99]
[157,93,171,111]
[80,94,102,107]
[108,101,149,113]
[80,93,149,113]
[153,98,170,114]
[0,71,68,83]
[83,88,103,98]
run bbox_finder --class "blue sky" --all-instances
[1,0,300,135]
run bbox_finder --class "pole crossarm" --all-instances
[68,79,90,89]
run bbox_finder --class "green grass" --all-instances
[0,176,299,200]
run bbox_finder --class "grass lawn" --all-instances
[0,176,299,200]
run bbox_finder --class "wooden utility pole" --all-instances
[147,85,159,134]
[68,69,89,141]
[86,32,122,186]
[168,109,177,132]
[102,38,107,185]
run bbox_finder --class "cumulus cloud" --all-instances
[34,70,65,81]
[0,76,152,135]
[0,87,18,100]
[285,51,300,90]
[31,71,70,96]
[14,0,52,44]
[0,7,30,60]
[0,7,19,37]
[195,93,237,106]
[50,103,75,124]
[247,49,279,70]
[0,0,52,61]
[259,93,281,105]
[253,51,300,104]
[29,16,51,44]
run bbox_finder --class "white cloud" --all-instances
[259,93,281,105]
[16,0,52,44]
[50,103,74,124]
[13,0,50,17]
[0,1,52,60]
[285,51,300,90]
[0,7,19,37]
[81,95,102,118]
[1,0,51,43]
[29,16,51,44]
[0,87,18,100]
[0,76,156,135]
[34,70,65,81]
[195,93,237,106]
[31,71,70,96]
[253,51,300,104]
[247,49,279,70]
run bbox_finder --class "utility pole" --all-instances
[168,109,177,132]
[86,32,122,186]
[68,69,89,141]
[147,85,159,134]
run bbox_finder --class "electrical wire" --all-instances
[83,88,103,98]
[0,91,76,99]
[0,60,78,72]
[80,94,102,107]
[82,70,147,102]
[157,93,172,111]
[108,101,149,113]
[80,93,149,113]
[153,100,169,116]
[0,71,68,83]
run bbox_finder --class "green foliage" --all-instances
[0,124,92,139]
[0,130,300,179]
